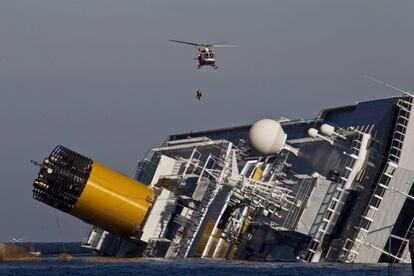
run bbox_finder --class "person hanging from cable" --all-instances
[196,89,204,101]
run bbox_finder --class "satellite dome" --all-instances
[308,128,319,138]
[249,119,287,155]
[320,124,335,136]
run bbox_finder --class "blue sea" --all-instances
[0,243,412,276]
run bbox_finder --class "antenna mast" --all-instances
[364,75,412,95]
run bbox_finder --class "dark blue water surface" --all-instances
[0,259,411,276]
[0,243,411,275]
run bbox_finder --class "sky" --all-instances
[0,0,414,242]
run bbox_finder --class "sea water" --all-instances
[0,243,411,276]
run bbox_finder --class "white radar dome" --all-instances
[249,119,287,155]
[308,128,319,138]
[320,124,335,136]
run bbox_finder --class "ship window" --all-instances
[343,170,350,179]
[393,141,402,149]
[395,124,406,134]
[370,196,381,208]
[376,185,386,197]
[355,169,366,183]
[399,117,408,125]
[390,147,401,158]
[326,211,333,220]
[400,110,409,118]
[394,132,404,141]
[343,239,353,250]
[360,218,371,230]
[345,158,355,169]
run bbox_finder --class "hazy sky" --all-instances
[1,0,414,242]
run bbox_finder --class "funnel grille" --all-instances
[33,145,93,212]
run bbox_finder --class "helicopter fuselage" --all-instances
[197,47,217,69]
[169,39,236,69]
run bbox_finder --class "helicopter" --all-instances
[169,39,238,69]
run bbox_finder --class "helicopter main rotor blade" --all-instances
[169,39,201,46]
[169,39,239,48]
[212,44,239,48]
[208,42,239,47]
[205,41,228,46]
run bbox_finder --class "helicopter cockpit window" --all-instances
[203,52,214,58]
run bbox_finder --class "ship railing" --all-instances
[303,128,367,262]
[282,176,315,230]
[339,95,412,262]
[132,149,158,181]
[152,144,232,255]
[339,164,395,262]
[171,143,235,258]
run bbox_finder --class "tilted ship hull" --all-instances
[33,94,414,263]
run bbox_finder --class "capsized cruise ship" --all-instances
[32,93,414,263]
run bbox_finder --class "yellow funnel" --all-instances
[33,146,154,237]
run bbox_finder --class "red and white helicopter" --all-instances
[169,39,238,69]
